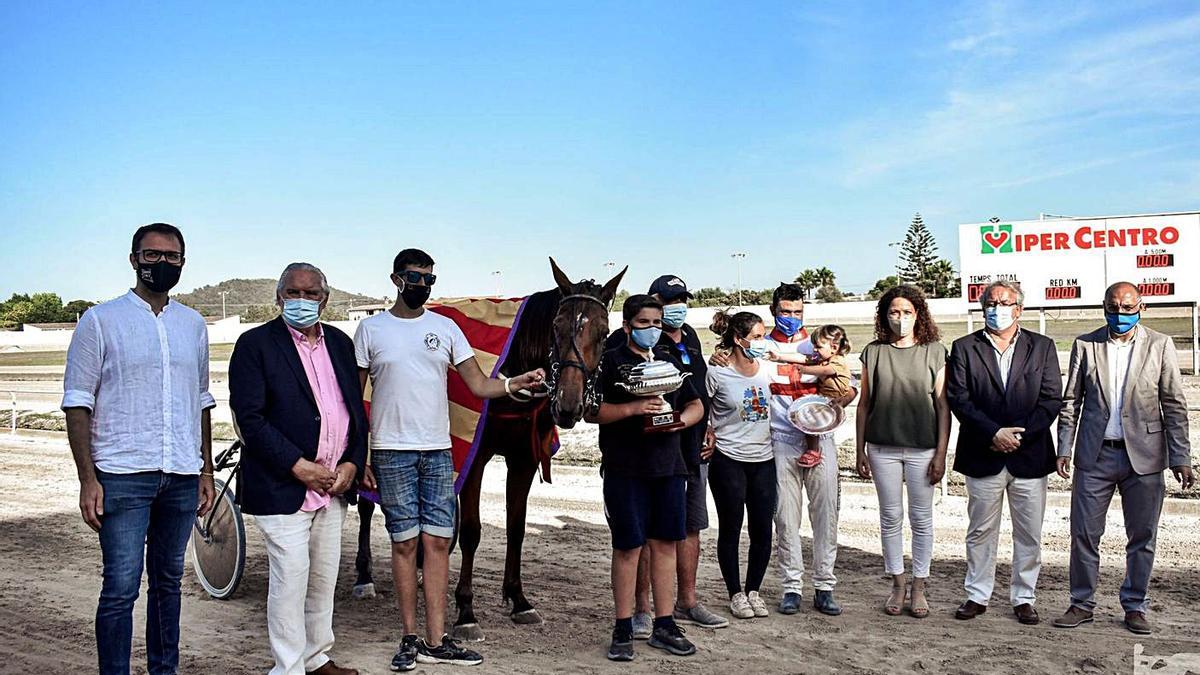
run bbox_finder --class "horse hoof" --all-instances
[511,609,543,625]
[352,583,375,599]
[452,623,486,642]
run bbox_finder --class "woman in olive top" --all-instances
[855,285,950,619]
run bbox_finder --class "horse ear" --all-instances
[599,265,628,306]
[549,257,573,294]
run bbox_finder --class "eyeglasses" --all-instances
[982,301,1018,309]
[396,270,436,286]
[139,249,184,265]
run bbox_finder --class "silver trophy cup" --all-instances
[616,358,692,432]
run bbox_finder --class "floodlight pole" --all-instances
[731,252,747,306]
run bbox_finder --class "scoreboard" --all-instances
[959,213,1200,308]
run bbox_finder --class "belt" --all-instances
[1102,439,1126,449]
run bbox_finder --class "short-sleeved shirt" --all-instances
[598,344,700,478]
[605,324,709,465]
[353,309,475,451]
[860,341,947,449]
[817,354,853,400]
[706,361,775,462]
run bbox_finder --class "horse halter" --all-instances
[546,293,608,421]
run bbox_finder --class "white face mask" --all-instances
[985,305,1016,332]
[889,316,915,338]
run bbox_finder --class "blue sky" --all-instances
[3,1,1199,303]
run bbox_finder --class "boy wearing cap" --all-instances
[604,275,726,636]
[591,294,706,662]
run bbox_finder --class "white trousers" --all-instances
[254,499,347,675]
[964,469,1048,607]
[867,444,935,578]
[774,434,840,593]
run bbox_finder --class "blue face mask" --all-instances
[282,298,321,329]
[1105,311,1140,335]
[662,303,688,329]
[774,314,803,337]
[630,326,662,350]
[742,339,769,360]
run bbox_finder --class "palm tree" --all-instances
[928,259,960,298]
[794,269,820,299]
[815,266,836,289]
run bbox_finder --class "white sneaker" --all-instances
[747,591,769,617]
[729,592,755,619]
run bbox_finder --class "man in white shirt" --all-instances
[355,248,544,672]
[1054,282,1193,635]
[63,223,216,675]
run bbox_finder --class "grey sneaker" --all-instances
[631,612,653,640]
[747,591,769,617]
[673,602,730,629]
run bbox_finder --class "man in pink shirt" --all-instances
[230,263,369,675]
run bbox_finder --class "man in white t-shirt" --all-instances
[354,249,544,672]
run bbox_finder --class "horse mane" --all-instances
[501,279,607,375]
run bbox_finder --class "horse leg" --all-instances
[451,450,488,643]
[353,498,376,598]
[503,455,542,624]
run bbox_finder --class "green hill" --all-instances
[176,278,382,321]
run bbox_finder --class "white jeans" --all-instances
[867,444,935,578]
[254,499,347,675]
[964,469,1048,607]
[774,434,840,593]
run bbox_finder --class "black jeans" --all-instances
[708,450,777,597]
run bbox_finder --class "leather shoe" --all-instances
[1052,606,1094,628]
[955,600,987,620]
[1124,611,1152,635]
[813,590,842,616]
[778,592,802,615]
[308,662,358,675]
[1013,603,1039,625]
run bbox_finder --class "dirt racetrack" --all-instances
[1,430,1198,675]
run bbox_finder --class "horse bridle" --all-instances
[546,293,608,420]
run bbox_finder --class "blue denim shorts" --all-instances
[372,449,456,542]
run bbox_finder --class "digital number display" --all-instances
[1137,282,1175,297]
[1044,286,1081,301]
[1136,254,1174,268]
[967,283,989,303]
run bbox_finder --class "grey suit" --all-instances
[1058,324,1192,613]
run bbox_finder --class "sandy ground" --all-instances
[1,430,1198,675]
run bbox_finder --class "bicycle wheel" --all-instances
[191,478,246,600]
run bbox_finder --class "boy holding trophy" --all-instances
[588,294,705,662]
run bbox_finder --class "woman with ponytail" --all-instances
[704,310,777,620]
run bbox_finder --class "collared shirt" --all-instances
[62,290,216,474]
[287,323,351,512]
[983,328,1020,390]
[1104,332,1137,440]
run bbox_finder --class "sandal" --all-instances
[884,584,906,616]
[909,584,930,619]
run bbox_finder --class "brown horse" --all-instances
[352,257,626,643]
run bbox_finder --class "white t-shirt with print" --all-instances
[354,310,475,451]
[706,362,777,463]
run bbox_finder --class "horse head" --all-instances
[545,257,626,428]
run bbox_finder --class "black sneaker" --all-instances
[648,622,696,656]
[607,627,635,662]
[417,634,484,666]
[390,634,419,672]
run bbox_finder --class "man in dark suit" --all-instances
[1053,281,1193,635]
[229,262,367,675]
[947,280,1062,626]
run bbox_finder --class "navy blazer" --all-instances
[947,328,1063,479]
[228,317,368,516]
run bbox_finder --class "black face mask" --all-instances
[137,260,182,294]
[400,282,431,310]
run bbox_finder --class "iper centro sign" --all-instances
[978,222,1182,254]
[959,213,1199,308]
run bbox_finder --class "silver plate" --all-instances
[786,395,845,434]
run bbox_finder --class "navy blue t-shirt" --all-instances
[597,344,700,478]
